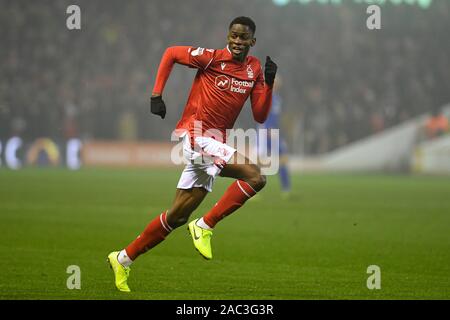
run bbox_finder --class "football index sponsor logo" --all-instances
[230,78,253,93]
[214,76,254,94]
[215,75,230,91]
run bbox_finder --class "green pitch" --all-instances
[0,168,449,299]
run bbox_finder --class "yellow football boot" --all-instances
[188,219,213,260]
[107,251,131,292]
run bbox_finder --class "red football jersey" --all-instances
[152,46,273,143]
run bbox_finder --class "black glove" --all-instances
[150,95,166,119]
[264,56,277,86]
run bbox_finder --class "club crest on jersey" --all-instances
[247,65,254,78]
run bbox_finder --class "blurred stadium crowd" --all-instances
[1,0,449,154]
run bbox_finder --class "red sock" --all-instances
[203,180,257,228]
[125,211,172,261]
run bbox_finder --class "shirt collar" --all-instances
[225,45,247,64]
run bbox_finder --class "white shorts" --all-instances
[177,133,236,192]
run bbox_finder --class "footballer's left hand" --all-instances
[264,56,277,86]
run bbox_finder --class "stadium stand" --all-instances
[1,0,449,155]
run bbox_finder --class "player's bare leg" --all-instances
[220,151,266,191]
[118,187,207,263]
[108,187,207,292]
[188,152,266,259]
[166,188,209,228]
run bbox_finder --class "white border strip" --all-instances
[237,180,252,198]
[204,57,214,70]
[160,213,172,232]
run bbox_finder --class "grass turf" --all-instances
[0,168,449,299]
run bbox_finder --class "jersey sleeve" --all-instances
[187,47,216,70]
[152,46,215,95]
[251,64,266,95]
[250,64,273,123]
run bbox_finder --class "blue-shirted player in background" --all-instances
[257,75,292,198]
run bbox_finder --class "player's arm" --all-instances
[250,56,277,123]
[150,46,190,119]
[150,46,215,119]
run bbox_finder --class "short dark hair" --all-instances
[229,16,256,35]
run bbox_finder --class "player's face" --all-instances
[227,24,256,62]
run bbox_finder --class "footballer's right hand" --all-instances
[150,95,166,119]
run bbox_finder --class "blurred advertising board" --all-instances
[0,138,177,170]
[81,141,176,168]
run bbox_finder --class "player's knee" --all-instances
[245,165,266,191]
[253,174,267,191]
[166,212,189,229]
